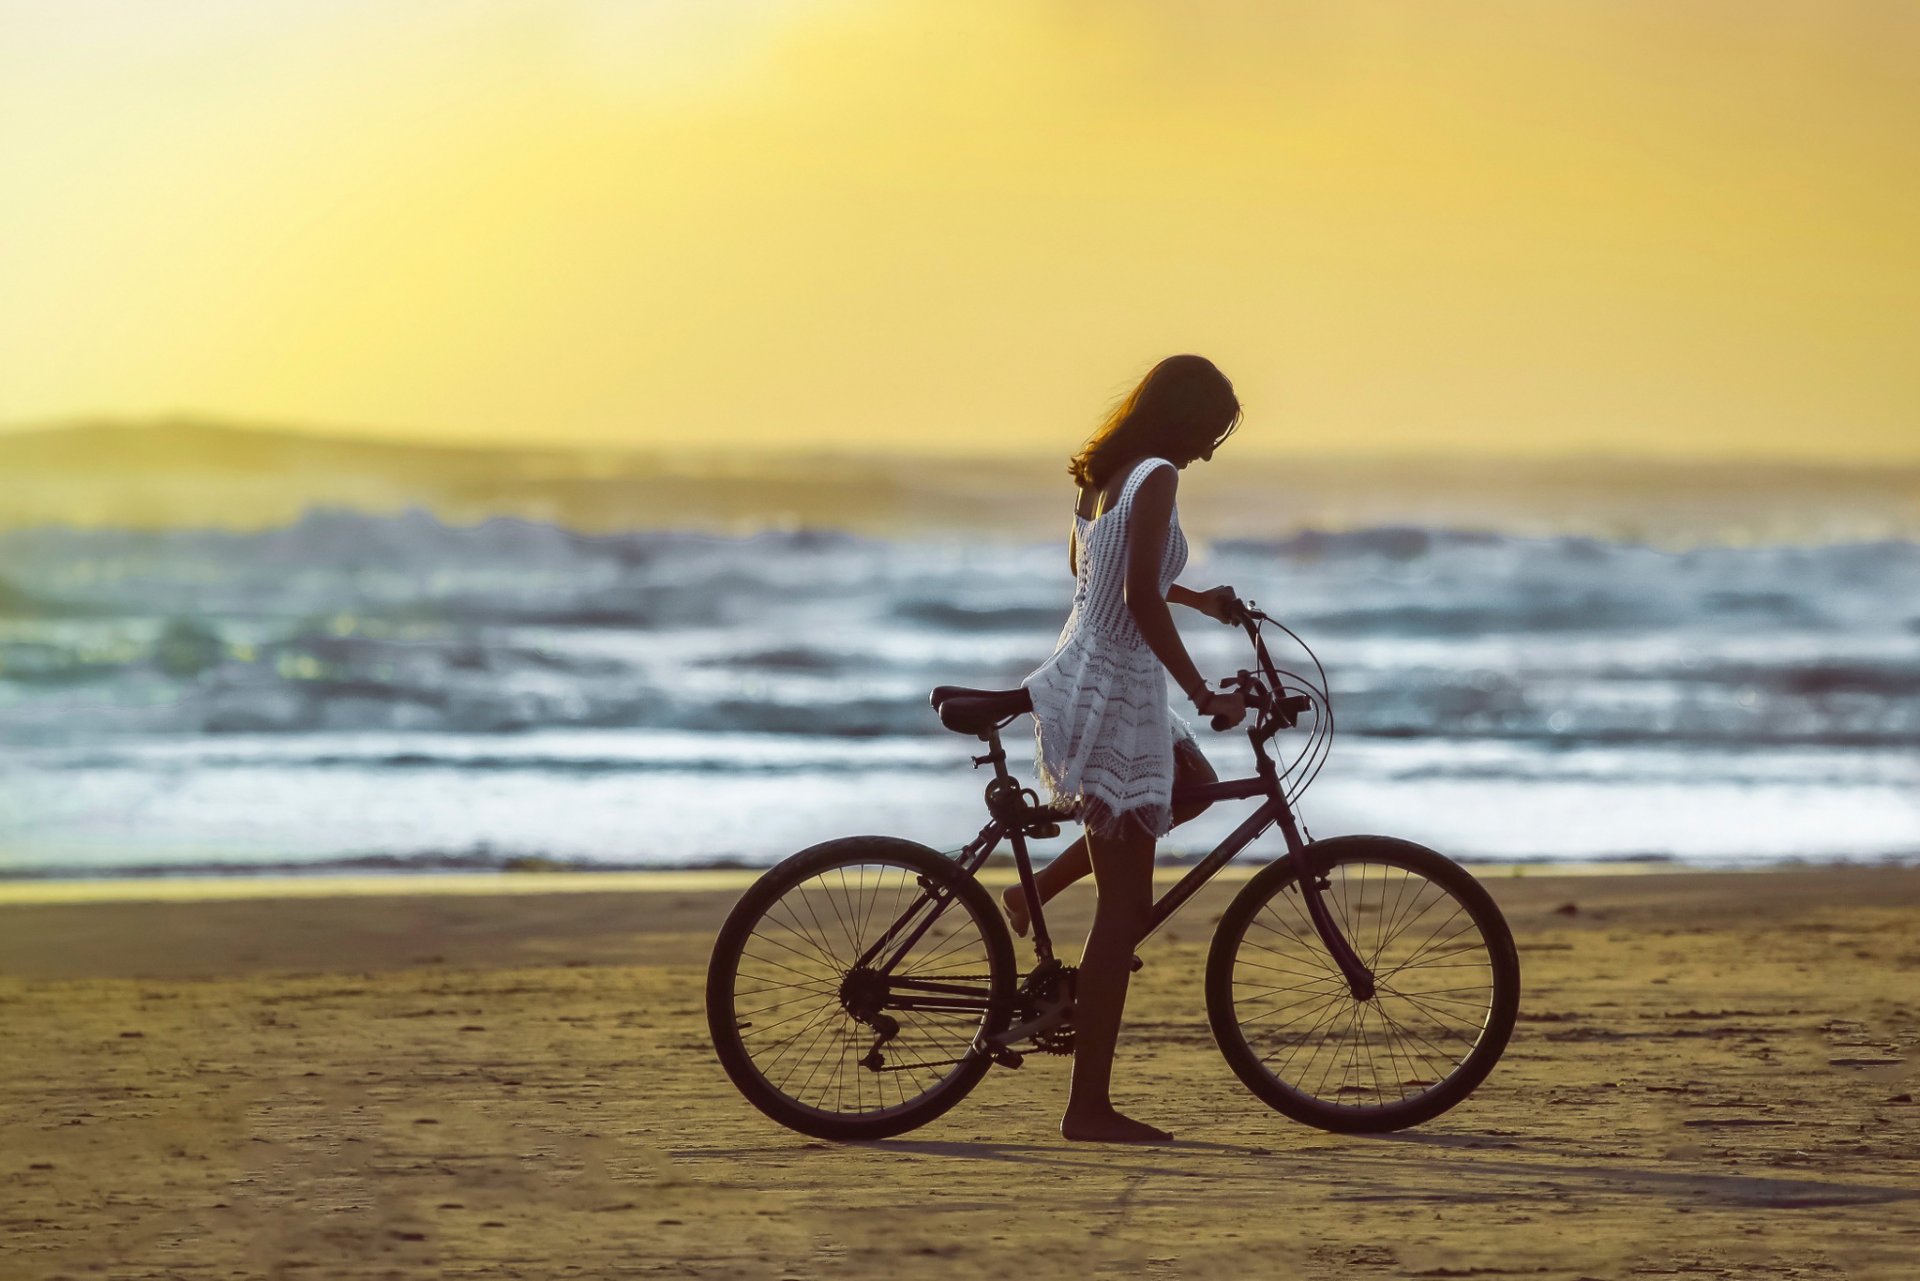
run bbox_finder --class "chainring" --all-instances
[1017,961,1077,1055]
[1032,1024,1076,1056]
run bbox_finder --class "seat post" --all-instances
[972,727,1012,780]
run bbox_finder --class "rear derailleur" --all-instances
[840,966,908,1074]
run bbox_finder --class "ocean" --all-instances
[1,510,1915,878]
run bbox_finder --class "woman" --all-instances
[1016,353,1249,1143]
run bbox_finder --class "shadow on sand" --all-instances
[680,1133,1920,1210]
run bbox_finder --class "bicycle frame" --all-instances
[848,690,1377,1021]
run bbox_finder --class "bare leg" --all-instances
[1061,815,1168,1142]
[1005,739,1216,937]
[1003,835,1089,937]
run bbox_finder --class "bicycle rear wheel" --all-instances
[707,836,1016,1140]
[1207,835,1519,1133]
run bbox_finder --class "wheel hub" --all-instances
[839,966,889,1022]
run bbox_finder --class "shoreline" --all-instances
[0,856,1759,907]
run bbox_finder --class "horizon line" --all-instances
[4,412,1918,472]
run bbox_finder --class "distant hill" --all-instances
[0,419,1050,536]
[1,418,1914,543]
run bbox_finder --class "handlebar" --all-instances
[1200,600,1311,733]
[1190,595,1336,804]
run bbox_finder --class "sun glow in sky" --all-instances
[2,0,1916,459]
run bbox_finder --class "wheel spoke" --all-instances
[1371,998,1459,1081]
[1381,905,1469,979]
[1261,987,1354,1079]
[770,897,844,975]
[1238,982,1349,1036]
[1234,972,1347,1009]
[741,938,840,985]
[1379,982,1489,1055]
[1367,887,1448,971]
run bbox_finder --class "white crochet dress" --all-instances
[1022,456,1196,840]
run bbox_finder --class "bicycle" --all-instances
[706,605,1520,1140]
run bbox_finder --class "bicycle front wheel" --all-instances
[1207,835,1519,1133]
[707,836,1016,1140]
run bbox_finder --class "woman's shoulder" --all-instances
[1078,456,1177,520]
[1125,456,1178,494]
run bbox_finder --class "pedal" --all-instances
[991,1048,1024,1068]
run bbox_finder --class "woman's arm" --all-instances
[1121,470,1244,729]
[1123,469,1216,704]
[1125,473,1246,728]
[1170,582,1243,621]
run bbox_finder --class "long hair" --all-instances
[1067,354,1242,487]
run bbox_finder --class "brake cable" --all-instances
[1243,607,1336,805]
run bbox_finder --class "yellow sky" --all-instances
[1,0,1915,459]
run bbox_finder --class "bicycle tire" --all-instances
[1206,835,1519,1134]
[707,836,1016,1141]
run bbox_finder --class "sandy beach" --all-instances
[2,864,1917,1279]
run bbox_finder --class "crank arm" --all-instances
[977,995,1071,1052]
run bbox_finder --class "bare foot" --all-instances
[1061,1107,1173,1144]
[1002,885,1030,937]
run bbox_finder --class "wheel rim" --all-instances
[1230,856,1501,1114]
[726,857,998,1123]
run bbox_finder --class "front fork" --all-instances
[1275,800,1377,1001]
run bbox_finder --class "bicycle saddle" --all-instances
[928,685,1033,735]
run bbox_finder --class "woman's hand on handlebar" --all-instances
[1194,686,1248,731]
[1191,585,1249,627]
